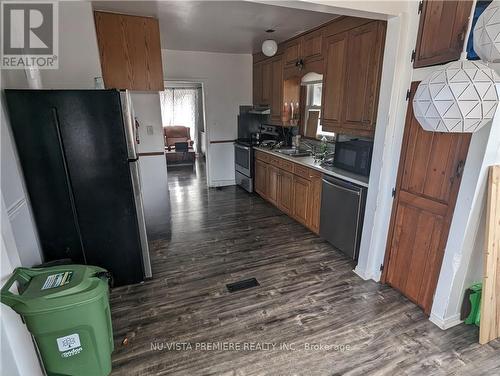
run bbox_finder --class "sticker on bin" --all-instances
[57,333,81,352]
[41,272,73,290]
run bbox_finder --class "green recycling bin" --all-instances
[0,265,114,376]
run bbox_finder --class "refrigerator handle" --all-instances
[120,90,138,160]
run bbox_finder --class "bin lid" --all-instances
[0,265,109,315]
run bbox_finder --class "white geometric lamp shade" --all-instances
[413,60,500,133]
[473,1,500,63]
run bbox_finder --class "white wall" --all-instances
[161,49,253,186]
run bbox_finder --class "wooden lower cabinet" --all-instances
[254,151,322,234]
[278,170,294,215]
[267,165,280,205]
[308,174,322,234]
[255,159,268,196]
[293,176,311,226]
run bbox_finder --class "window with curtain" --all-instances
[160,88,200,146]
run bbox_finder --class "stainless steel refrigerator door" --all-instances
[120,90,138,160]
[130,160,152,278]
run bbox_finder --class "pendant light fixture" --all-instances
[473,0,500,63]
[412,60,500,133]
[261,29,277,57]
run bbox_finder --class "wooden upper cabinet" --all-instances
[343,21,384,132]
[414,0,473,68]
[94,11,164,91]
[322,21,385,137]
[253,62,263,105]
[322,32,348,128]
[261,60,273,105]
[301,29,323,62]
[271,57,283,122]
[284,39,302,67]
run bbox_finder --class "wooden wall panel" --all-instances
[480,165,500,344]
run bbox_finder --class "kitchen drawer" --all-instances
[293,164,310,179]
[255,150,270,163]
[309,169,322,179]
[269,156,281,168]
[279,159,294,173]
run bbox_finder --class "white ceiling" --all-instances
[91,1,337,54]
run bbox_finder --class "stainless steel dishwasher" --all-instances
[319,175,367,260]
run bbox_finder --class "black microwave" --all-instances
[333,139,373,177]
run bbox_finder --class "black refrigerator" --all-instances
[5,89,152,286]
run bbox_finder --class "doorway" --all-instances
[160,81,206,169]
[381,82,471,314]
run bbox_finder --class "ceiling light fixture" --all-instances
[473,1,500,63]
[262,39,278,57]
[262,28,277,57]
[413,60,500,133]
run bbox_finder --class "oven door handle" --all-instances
[235,144,250,151]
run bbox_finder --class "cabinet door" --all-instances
[262,60,272,105]
[414,1,473,68]
[267,165,279,205]
[302,29,323,62]
[271,57,283,122]
[94,12,163,91]
[284,39,301,67]
[322,32,348,128]
[253,63,263,105]
[342,21,383,133]
[278,170,294,215]
[293,175,311,226]
[94,12,130,90]
[255,159,268,197]
[308,174,322,234]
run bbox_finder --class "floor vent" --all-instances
[226,278,260,293]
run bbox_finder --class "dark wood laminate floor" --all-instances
[109,160,500,376]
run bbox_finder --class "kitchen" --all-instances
[1,1,500,375]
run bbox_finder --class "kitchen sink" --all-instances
[276,149,311,157]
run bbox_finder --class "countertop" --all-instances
[254,147,369,188]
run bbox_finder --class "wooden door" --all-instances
[271,57,283,122]
[253,63,263,105]
[308,172,322,234]
[382,82,471,314]
[267,165,279,205]
[342,21,384,135]
[293,176,311,225]
[414,0,473,68]
[261,60,272,105]
[321,32,348,130]
[278,170,294,215]
[255,159,268,198]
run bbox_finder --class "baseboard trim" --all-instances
[210,179,236,187]
[353,266,371,281]
[429,312,462,330]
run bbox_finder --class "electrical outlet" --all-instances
[146,125,154,135]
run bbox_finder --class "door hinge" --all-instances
[406,89,411,101]
[392,188,396,197]
[380,264,384,272]
[411,50,416,62]
[418,1,423,14]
